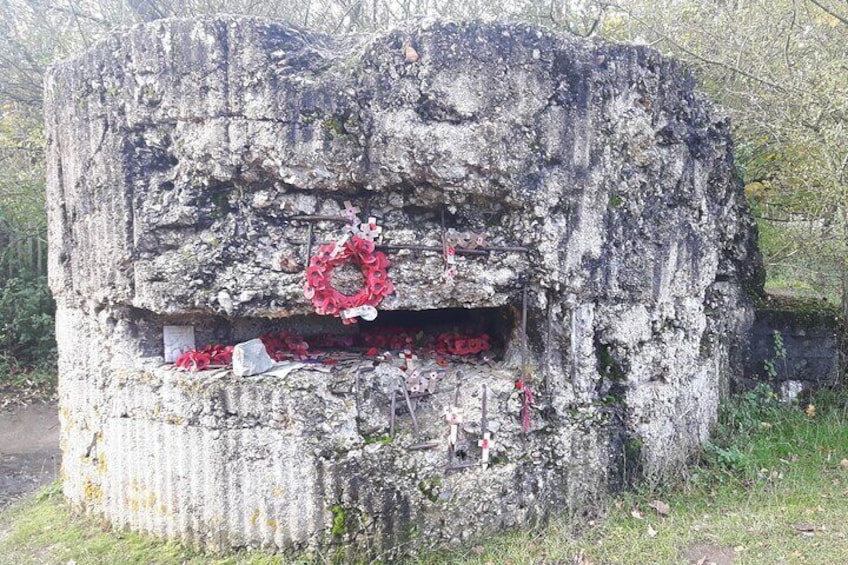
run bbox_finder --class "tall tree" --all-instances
[604,0,848,310]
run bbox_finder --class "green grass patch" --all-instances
[3,387,848,564]
[0,487,286,565]
[424,385,848,564]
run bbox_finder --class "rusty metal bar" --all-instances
[408,441,440,451]
[293,240,528,254]
[304,222,314,264]
[440,205,447,252]
[354,371,363,431]
[481,383,488,439]
[389,391,397,438]
[289,215,350,223]
[544,295,552,393]
[399,378,419,437]
[521,283,528,369]
[445,462,479,474]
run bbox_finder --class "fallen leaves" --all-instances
[793,522,818,537]
[646,523,658,538]
[403,42,419,63]
[648,499,671,516]
[805,404,816,418]
[570,550,594,565]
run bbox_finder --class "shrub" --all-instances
[0,274,55,367]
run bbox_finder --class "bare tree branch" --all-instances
[807,0,848,26]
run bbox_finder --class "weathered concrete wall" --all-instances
[45,16,761,558]
[743,296,841,398]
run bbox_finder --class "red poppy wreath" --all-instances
[303,236,394,324]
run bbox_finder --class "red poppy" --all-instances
[176,350,211,371]
[352,237,375,255]
[206,344,233,365]
[303,236,393,321]
[306,266,327,287]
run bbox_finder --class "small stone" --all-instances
[217,290,234,315]
[251,191,273,208]
[232,338,275,377]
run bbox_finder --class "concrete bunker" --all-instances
[45,17,761,558]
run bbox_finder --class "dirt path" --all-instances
[0,402,61,509]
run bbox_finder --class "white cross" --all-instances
[328,233,350,259]
[342,200,361,223]
[444,406,464,447]
[406,369,422,393]
[398,350,419,371]
[443,245,457,283]
[469,233,486,250]
[358,217,382,240]
[478,432,494,469]
[425,371,441,394]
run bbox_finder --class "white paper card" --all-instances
[163,325,195,363]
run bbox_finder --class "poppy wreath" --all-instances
[303,236,394,324]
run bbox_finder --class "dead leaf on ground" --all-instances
[793,522,819,536]
[403,42,419,63]
[647,524,658,538]
[839,458,848,469]
[649,499,671,516]
[683,541,737,565]
[631,509,644,520]
[570,550,594,565]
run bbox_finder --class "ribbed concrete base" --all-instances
[60,361,612,559]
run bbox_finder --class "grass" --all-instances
[2,386,848,564]
[0,356,57,408]
[0,485,282,565]
[0,364,56,409]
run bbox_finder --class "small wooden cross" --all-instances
[443,245,457,282]
[358,217,382,240]
[406,369,423,393]
[398,350,419,372]
[328,233,350,259]
[478,432,494,469]
[444,406,464,447]
[342,200,361,223]
[468,233,486,250]
[425,371,442,394]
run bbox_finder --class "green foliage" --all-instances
[6,390,848,563]
[0,275,55,368]
[699,383,821,477]
[330,504,347,537]
[763,330,787,380]
[604,0,848,309]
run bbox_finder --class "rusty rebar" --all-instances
[289,215,350,223]
[304,222,314,264]
[521,283,528,369]
[293,241,527,254]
